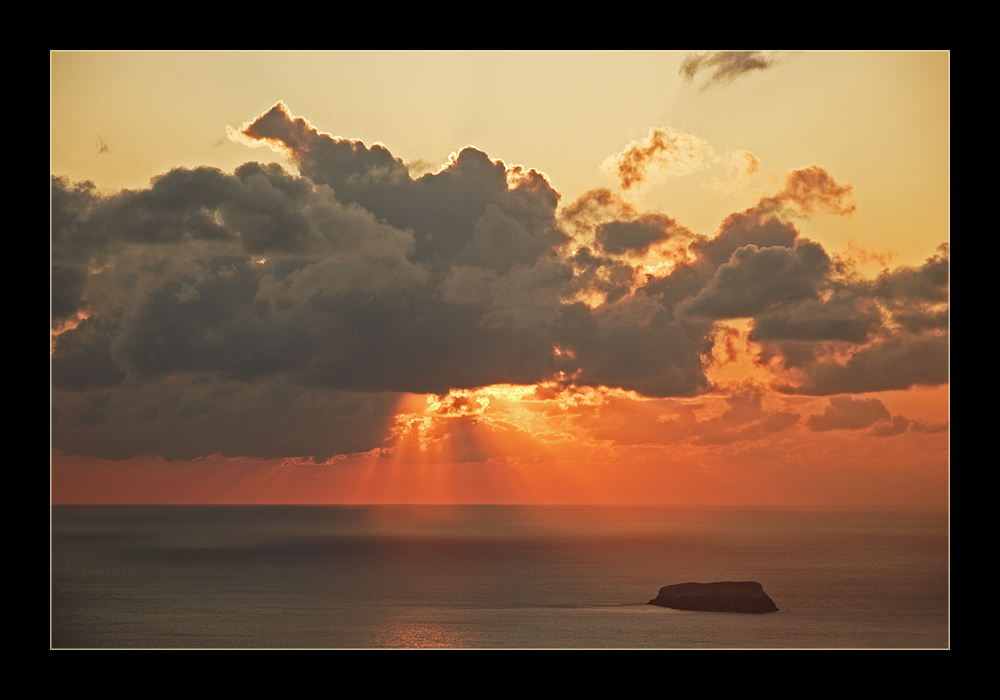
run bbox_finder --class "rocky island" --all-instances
[648,581,778,613]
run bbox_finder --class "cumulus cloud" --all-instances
[808,396,948,438]
[749,295,884,344]
[775,332,949,395]
[681,239,832,320]
[692,197,800,269]
[51,103,947,461]
[772,165,856,217]
[680,51,785,90]
[233,102,565,273]
[760,247,949,395]
[595,213,689,256]
[807,396,891,431]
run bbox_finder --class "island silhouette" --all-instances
[649,581,778,613]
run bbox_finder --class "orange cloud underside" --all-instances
[51,326,948,508]
[52,377,947,508]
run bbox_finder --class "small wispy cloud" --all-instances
[680,51,785,90]
[711,149,761,195]
[600,126,713,190]
[94,132,111,154]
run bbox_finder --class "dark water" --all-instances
[51,505,948,648]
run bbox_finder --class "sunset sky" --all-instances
[50,51,949,507]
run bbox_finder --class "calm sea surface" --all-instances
[51,505,948,648]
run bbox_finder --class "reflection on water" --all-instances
[366,609,473,649]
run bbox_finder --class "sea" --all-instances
[50,505,949,649]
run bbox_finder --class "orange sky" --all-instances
[50,52,948,507]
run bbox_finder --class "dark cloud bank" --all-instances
[51,102,948,460]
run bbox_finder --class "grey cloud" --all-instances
[808,397,948,439]
[52,177,105,322]
[879,416,949,437]
[681,239,832,320]
[565,246,643,307]
[693,203,800,269]
[869,414,912,438]
[778,332,949,396]
[910,420,949,435]
[761,248,949,395]
[680,51,784,89]
[52,377,400,462]
[595,213,688,255]
[51,315,128,390]
[807,396,891,431]
[894,308,949,334]
[693,410,800,446]
[474,258,574,331]
[568,300,714,398]
[873,245,949,311]
[749,296,884,344]
[235,103,566,274]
